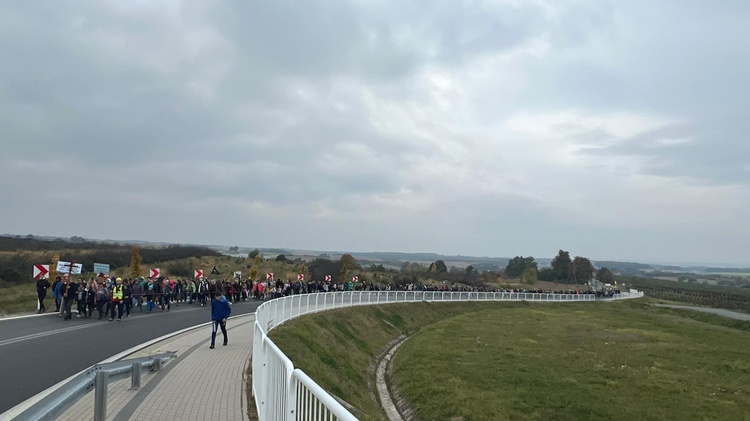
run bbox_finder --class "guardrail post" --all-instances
[94,370,108,421]
[152,358,162,372]
[131,362,141,389]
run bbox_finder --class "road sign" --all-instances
[352,275,359,283]
[325,275,331,282]
[33,264,49,280]
[93,263,110,276]
[266,272,273,280]
[297,273,304,281]
[234,271,242,279]
[57,261,82,275]
[194,269,204,279]
[150,268,161,279]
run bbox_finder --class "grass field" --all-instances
[0,283,40,316]
[269,300,750,421]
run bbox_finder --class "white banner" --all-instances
[56,261,83,275]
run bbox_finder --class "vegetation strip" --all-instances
[271,300,750,420]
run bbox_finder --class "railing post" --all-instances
[94,370,108,421]
[130,362,141,389]
[286,367,297,421]
[152,357,162,372]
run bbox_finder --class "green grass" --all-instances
[269,302,506,420]
[270,300,750,421]
[0,283,41,316]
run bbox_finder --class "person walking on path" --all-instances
[132,279,143,312]
[36,277,50,313]
[61,276,77,320]
[209,292,232,349]
[109,277,125,321]
[53,276,63,313]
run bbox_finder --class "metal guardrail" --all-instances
[11,352,176,421]
[251,290,644,420]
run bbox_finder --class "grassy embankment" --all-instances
[269,300,750,421]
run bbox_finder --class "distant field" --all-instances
[654,275,718,285]
[270,300,750,421]
[705,272,750,277]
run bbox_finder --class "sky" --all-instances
[1,1,748,266]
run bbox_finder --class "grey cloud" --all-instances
[1,1,749,265]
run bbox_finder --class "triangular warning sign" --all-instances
[211,266,220,275]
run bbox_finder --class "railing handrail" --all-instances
[252,290,644,420]
[10,352,176,421]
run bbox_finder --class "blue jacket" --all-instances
[53,281,63,299]
[211,296,232,321]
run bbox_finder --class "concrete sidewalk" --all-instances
[58,315,255,421]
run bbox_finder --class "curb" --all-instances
[0,313,255,420]
[0,312,56,322]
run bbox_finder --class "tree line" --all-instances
[0,236,221,285]
[500,250,614,285]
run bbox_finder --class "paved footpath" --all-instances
[58,315,255,421]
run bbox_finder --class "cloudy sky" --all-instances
[1,1,748,265]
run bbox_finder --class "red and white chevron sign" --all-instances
[33,264,49,280]
[267,272,274,280]
[194,269,204,279]
[298,273,304,281]
[352,275,359,283]
[150,268,160,279]
[325,275,331,282]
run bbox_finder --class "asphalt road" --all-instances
[0,299,261,414]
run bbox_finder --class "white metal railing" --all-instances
[251,290,643,420]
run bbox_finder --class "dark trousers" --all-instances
[110,301,123,319]
[211,320,227,346]
[63,298,75,320]
[37,293,46,312]
[96,300,107,319]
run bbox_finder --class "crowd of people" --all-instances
[33,275,622,321]
[35,275,256,321]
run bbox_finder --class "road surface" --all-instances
[0,300,261,414]
[655,304,750,321]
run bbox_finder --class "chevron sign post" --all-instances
[194,269,204,280]
[325,275,331,282]
[150,268,161,279]
[298,273,304,281]
[352,275,359,283]
[33,264,49,280]
[267,272,273,280]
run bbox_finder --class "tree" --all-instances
[275,254,287,262]
[308,257,340,283]
[130,245,143,278]
[339,253,361,279]
[248,249,260,259]
[522,268,538,285]
[298,262,308,280]
[429,260,448,273]
[504,256,538,278]
[50,253,60,281]
[250,253,262,280]
[537,267,555,282]
[551,250,572,282]
[596,267,615,284]
[464,265,478,283]
[571,256,594,283]
[229,246,239,253]
[401,261,425,273]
